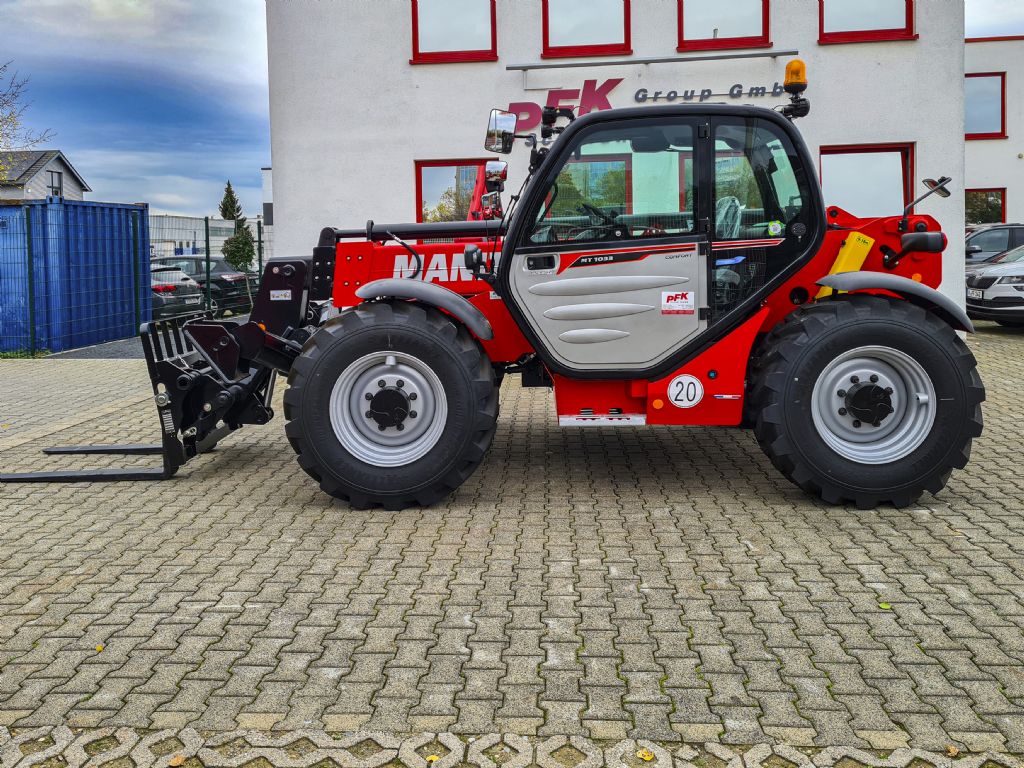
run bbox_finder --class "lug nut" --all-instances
[396,423,405,431]
[397,379,405,388]
[378,379,386,388]
[838,408,848,416]
[870,374,879,383]
[837,389,847,398]
[409,411,417,419]
[378,424,386,431]
[852,420,862,428]
[885,387,893,395]
[365,393,372,401]
[850,375,860,384]
[365,411,372,418]
[409,393,417,401]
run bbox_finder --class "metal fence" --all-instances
[149,215,265,323]
[0,202,266,357]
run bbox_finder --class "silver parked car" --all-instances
[966,244,1024,328]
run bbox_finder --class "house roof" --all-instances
[0,150,92,192]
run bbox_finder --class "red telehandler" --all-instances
[3,62,984,510]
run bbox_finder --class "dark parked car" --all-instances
[965,223,1024,264]
[153,256,253,316]
[150,265,203,319]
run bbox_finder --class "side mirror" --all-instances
[966,244,983,255]
[480,191,502,210]
[485,160,508,183]
[923,178,952,198]
[485,109,517,154]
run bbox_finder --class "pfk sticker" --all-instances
[662,290,695,315]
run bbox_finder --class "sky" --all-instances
[0,0,269,216]
[1,0,1022,217]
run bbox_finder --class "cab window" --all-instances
[528,121,696,246]
[711,118,817,316]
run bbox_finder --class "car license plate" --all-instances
[185,297,201,305]
[967,289,983,300]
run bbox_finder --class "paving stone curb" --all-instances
[1,728,1022,768]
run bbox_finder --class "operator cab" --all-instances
[481,60,825,378]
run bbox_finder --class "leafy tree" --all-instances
[223,225,256,273]
[0,61,54,181]
[218,180,254,272]
[966,191,1003,225]
[422,183,474,223]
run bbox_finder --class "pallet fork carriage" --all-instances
[1,60,985,509]
[0,258,318,484]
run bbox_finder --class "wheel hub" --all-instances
[330,352,445,467]
[367,387,411,430]
[810,345,937,465]
[844,382,894,427]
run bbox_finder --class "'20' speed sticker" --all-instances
[667,374,704,408]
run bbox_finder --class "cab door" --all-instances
[505,118,710,374]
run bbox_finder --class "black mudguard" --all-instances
[817,272,974,333]
[355,279,494,340]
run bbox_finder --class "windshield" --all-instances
[993,245,1024,264]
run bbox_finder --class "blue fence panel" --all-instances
[0,198,150,354]
[0,206,32,353]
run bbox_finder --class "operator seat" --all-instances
[715,196,742,240]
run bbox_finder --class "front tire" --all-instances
[749,295,984,508]
[284,301,498,509]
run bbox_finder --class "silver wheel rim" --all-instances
[329,351,447,467]
[810,345,937,465]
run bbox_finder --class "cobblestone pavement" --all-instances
[1,322,1023,763]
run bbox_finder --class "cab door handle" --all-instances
[526,255,557,271]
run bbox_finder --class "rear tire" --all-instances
[749,295,984,508]
[284,301,498,510]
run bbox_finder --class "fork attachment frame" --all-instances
[1,258,322,484]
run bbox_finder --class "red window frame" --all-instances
[677,0,771,52]
[966,188,1007,224]
[410,0,498,64]
[819,143,915,212]
[965,72,1008,140]
[966,35,1024,43]
[541,0,632,59]
[415,159,488,223]
[818,0,917,45]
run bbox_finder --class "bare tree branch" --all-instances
[0,61,56,181]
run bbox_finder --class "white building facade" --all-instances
[965,35,1024,226]
[266,0,967,299]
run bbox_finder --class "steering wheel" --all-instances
[579,202,617,225]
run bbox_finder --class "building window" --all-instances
[678,0,770,52]
[966,189,1006,225]
[965,73,1007,140]
[819,0,916,44]
[47,170,63,197]
[416,159,487,222]
[819,144,914,218]
[542,0,631,59]
[410,0,497,64]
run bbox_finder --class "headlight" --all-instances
[998,275,1024,284]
